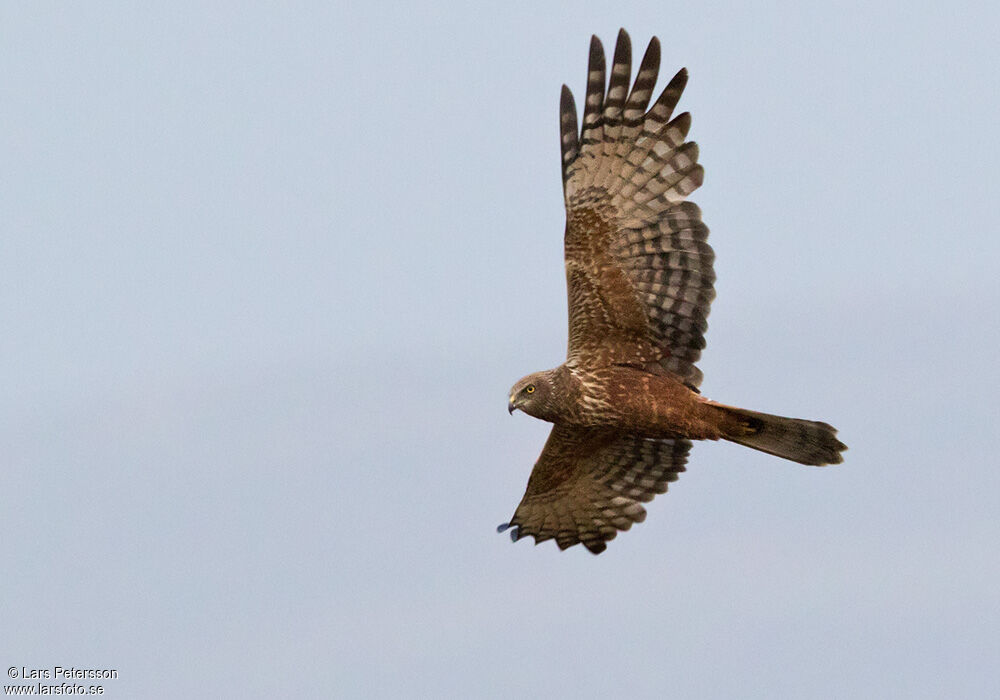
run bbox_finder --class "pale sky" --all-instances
[2,2,998,698]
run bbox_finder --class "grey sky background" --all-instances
[2,2,998,698]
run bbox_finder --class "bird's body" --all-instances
[501,29,846,554]
[514,364,726,439]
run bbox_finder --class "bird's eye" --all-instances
[525,385,535,394]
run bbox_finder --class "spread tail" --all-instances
[716,404,846,466]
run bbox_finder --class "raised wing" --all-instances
[560,30,715,388]
[498,424,690,554]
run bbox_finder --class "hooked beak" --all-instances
[508,395,517,415]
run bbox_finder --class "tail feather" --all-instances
[716,404,846,466]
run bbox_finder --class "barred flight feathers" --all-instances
[559,86,579,185]
[579,36,606,156]
[561,29,713,388]
[622,36,659,128]
[498,425,690,555]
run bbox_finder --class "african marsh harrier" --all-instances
[499,29,846,554]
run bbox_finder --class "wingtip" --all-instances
[645,36,661,64]
[588,34,604,63]
[612,28,631,67]
[690,164,705,188]
[673,111,693,131]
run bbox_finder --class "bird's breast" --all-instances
[566,364,721,438]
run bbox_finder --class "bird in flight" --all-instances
[499,29,846,554]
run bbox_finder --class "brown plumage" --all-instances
[499,29,847,555]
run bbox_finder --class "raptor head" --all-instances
[507,372,554,420]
